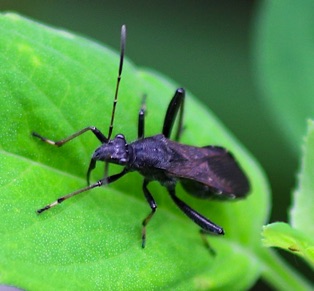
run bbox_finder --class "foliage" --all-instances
[0,13,267,290]
[0,10,312,291]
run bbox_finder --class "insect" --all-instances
[33,25,250,251]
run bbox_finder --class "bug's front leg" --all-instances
[37,168,127,214]
[141,179,157,248]
[32,126,108,146]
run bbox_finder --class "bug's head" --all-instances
[92,134,129,165]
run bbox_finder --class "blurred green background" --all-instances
[1,0,306,286]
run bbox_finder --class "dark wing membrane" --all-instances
[165,145,250,199]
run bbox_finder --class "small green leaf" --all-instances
[262,121,314,271]
[291,120,314,237]
[262,222,314,269]
[255,1,314,152]
[0,13,269,290]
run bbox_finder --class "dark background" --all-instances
[1,0,305,288]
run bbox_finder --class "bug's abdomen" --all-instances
[180,179,220,199]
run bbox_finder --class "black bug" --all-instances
[33,25,250,251]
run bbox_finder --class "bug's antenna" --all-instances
[107,24,126,140]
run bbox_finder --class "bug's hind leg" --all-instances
[138,95,147,139]
[162,88,185,141]
[167,186,224,254]
[141,179,157,248]
[199,229,218,256]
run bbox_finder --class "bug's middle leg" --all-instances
[141,179,157,248]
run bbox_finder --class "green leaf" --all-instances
[255,1,314,152]
[291,120,314,237]
[262,222,314,269]
[0,13,269,290]
[262,121,314,274]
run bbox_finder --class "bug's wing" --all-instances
[165,145,250,199]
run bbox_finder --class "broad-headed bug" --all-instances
[33,25,250,251]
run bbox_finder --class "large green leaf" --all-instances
[255,1,314,153]
[0,13,270,290]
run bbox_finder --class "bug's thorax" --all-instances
[92,134,132,166]
[130,134,175,169]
